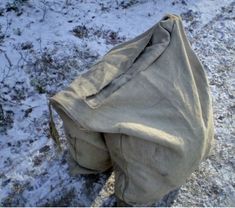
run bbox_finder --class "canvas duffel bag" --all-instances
[49,14,214,206]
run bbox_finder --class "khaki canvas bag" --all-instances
[49,14,214,206]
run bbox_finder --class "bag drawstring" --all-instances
[48,102,62,151]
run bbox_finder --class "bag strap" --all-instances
[48,102,62,151]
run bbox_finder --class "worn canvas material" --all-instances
[50,14,214,206]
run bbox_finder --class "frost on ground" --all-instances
[0,0,234,207]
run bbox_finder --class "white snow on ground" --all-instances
[0,0,234,206]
